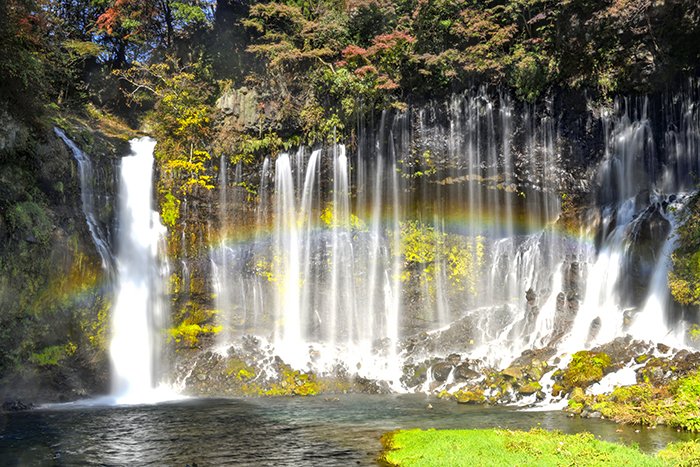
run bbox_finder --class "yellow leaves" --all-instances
[400,221,439,264]
[168,301,221,347]
[168,322,222,347]
[161,149,214,194]
[398,221,485,296]
[319,204,367,230]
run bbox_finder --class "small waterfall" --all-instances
[273,152,304,365]
[54,128,112,271]
[629,195,688,343]
[110,137,169,404]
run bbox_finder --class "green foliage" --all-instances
[0,0,48,115]
[380,428,665,467]
[399,221,439,264]
[320,203,366,230]
[30,343,76,367]
[397,221,485,296]
[689,325,700,343]
[669,372,700,432]
[657,440,700,465]
[510,46,550,103]
[168,301,221,347]
[168,322,222,347]
[234,133,284,164]
[160,191,181,227]
[670,194,700,305]
[577,371,700,432]
[116,57,215,198]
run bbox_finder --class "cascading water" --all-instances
[563,87,700,353]
[211,89,564,377]
[54,128,112,271]
[210,82,700,388]
[110,137,170,404]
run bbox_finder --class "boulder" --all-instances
[518,382,542,395]
[431,362,454,382]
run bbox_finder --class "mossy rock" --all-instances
[562,351,612,391]
[501,366,523,380]
[454,388,485,404]
[518,381,542,395]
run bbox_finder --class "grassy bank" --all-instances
[379,428,700,466]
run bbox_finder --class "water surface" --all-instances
[0,395,695,466]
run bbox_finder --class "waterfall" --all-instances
[54,128,112,271]
[209,83,700,382]
[563,85,700,352]
[110,137,169,404]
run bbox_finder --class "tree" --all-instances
[0,0,49,115]
[94,0,213,66]
[116,56,214,196]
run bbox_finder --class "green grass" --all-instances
[379,428,700,466]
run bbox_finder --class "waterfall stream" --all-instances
[55,128,113,272]
[110,137,169,404]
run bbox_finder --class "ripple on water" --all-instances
[0,394,696,465]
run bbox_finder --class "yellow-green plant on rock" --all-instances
[168,301,221,347]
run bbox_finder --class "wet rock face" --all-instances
[550,292,576,345]
[431,362,453,382]
[563,261,584,299]
[591,336,651,367]
[401,361,428,388]
[620,203,672,308]
[0,110,24,153]
[454,363,481,381]
[174,336,391,397]
[400,316,479,358]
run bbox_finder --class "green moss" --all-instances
[263,365,320,396]
[454,388,485,404]
[6,201,53,244]
[380,428,663,466]
[563,351,612,390]
[225,358,256,381]
[635,354,651,364]
[30,343,76,367]
[81,296,110,352]
[518,381,542,395]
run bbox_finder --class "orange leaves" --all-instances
[95,0,156,38]
[342,44,368,59]
[338,28,415,93]
[371,31,416,50]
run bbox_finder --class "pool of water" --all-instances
[0,395,695,465]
